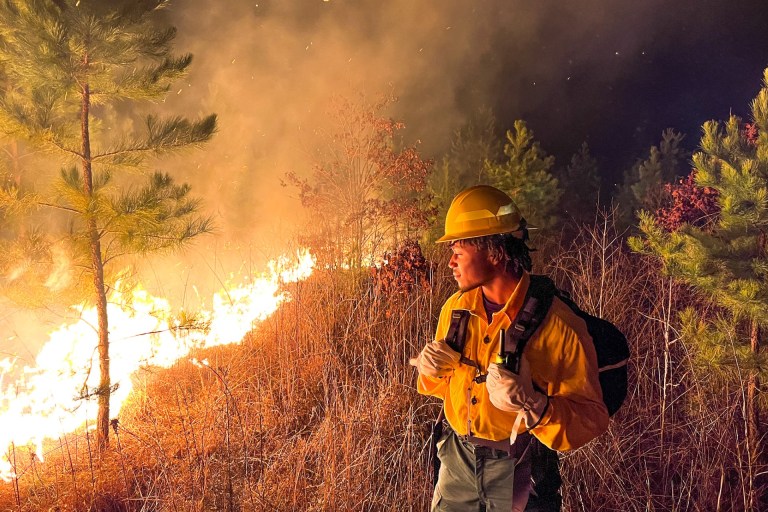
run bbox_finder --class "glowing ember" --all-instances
[0,249,314,481]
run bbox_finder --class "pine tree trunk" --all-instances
[756,232,767,509]
[748,321,761,452]
[8,140,25,238]
[748,320,763,509]
[81,60,111,453]
[9,139,19,187]
[3,81,21,188]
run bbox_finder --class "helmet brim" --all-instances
[436,225,536,244]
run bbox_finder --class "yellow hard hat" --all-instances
[436,185,526,243]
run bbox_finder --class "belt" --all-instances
[460,439,511,459]
[461,434,514,456]
[445,420,532,459]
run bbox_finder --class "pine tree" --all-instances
[558,141,601,224]
[0,0,216,452]
[617,129,689,227]
[629,70,768,508]
[484,120,562,230]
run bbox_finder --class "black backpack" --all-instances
[501,274,630,416]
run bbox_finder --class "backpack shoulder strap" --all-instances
[503,275,557,371]
[445,309,471,354]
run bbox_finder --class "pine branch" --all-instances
[92,114,217,161]
[38,201,81,214]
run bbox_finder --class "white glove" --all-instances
[409,340,461,378]
[486,358,549,429]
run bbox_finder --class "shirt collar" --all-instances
[454,271,530,325]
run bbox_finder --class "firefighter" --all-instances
[412,185,608,511]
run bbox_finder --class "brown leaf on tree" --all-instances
[653,171,720,232]
[371,240,433,316]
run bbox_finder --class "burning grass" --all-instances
[1,258,449,511]
[1,219,766,510]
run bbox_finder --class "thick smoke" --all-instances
[159,0,666,245]
[159,0,767,245]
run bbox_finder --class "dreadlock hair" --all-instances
[453,228,534,276]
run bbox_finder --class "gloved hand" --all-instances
[409,340,461,378]
[486,357,549,429]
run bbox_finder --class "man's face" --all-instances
[448,240,497,293]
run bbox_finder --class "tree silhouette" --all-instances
[558,141,601,225]
[428,107,501,240]
[484,120,562,230]
[618,129,689,228]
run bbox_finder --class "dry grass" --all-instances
[548,212,766,511]
[1,218,766,510]
[2,259,453,511]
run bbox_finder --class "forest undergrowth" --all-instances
[0,215,765,511]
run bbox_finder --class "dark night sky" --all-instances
[388,0,768,183]
[478,1,768,183]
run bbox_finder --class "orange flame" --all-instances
[0,249,314,481]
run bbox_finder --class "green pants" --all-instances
[431,428,533,512]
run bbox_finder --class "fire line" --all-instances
[0,249,315,482]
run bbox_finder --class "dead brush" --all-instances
[5,217,764,510]
[548,210,764,511]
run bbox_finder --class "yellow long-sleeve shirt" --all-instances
[418,272,609,451]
